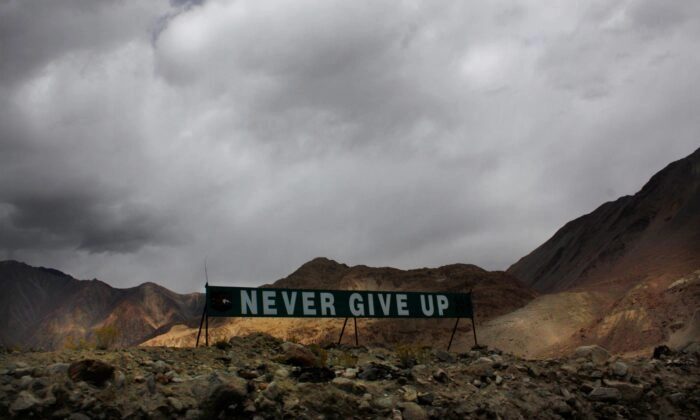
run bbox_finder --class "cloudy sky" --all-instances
[1,0,698,293]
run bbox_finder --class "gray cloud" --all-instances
[1,0,699,292]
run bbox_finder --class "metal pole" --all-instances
[471,318,479,348]
[196,301,207,347]
[338,318,349,345]
[353,317,358,346]
[447,318,460,351]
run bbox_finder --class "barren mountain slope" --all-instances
[0,261,203,350]
[508,147,700,293]
[144,258,536,349]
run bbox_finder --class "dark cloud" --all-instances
[1,0,699,292]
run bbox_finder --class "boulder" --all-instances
[574,345,611,365]
[67,360,114,387]
[280,342,319,367]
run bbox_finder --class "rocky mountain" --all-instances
[0,261,203,350]
[508,147,700,293]
[497,147,700,356]
[144,258,536,348]
[1,334,699,418]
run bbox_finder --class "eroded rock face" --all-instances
[0,335,698,419]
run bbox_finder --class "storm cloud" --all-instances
[1,0,698,292]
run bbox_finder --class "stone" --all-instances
[10,390,40,413]
[263,381,283,401]
[588,386,621,402]
[652,345,672,359]
[152,360,168,373]
[602,379,644,401]
[612,361,628,377]
[374,396,395,410]
[402,386,418,402]
[113,370,126,388]
[681,341,700,356]
[433,350,456,363]
[201,381,248,418]
[402,402,428,420]
[68,413,91,420]
[67,360,115,387]
[433,368,449,383]
[168,396,184,411]
[332,377,365,395]
[574,345,611,365]
[280,342,318,367]
[464,360,495,378]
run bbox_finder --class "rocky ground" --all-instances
[1,334,698,419]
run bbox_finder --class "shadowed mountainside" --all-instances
[0,261,203,350]
[508,147,700,294]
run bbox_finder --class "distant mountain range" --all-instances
[1,147,698,354]
[0,261,202,350]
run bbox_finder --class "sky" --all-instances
[1,0,699,293]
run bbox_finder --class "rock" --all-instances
[168,396,184,411]
[47,363,70,375]
[342,368,358,379]
[417,392,434,406]
[432,368,449,383]
[10,390,40,413]
[402,386,418,402]
[67,360,115,387]
[238,368,259,379]
[667,392,685,405]
[294,366,335,383]
[612,361,628,377]
[332,377,365,395]
[374,396,395,410]
[527,365,541,378]
[652,345,672,359]
[574,345,611,365]
[280,342,318,367]
[464,360,494,378]
[113,370,126,388]
[263,381,283,401]
[433,350,456,363]
[68,413,91,420]
[201,380,248,418]
[401,402,428,420]
[17,375,32,389]
[359,363,395,381]
[681,341,700,356]
[602,379,644,401]
[152,360,169,373]
[588,386,621,402]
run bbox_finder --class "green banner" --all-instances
[206,286,473,319]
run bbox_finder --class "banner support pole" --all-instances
[353,317,359,346]
[447,318,460,351]
[195,300,207,347]
[338,318,349,345]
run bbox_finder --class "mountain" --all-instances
[144,258,536,348]
[0,261,203,350]
[497,147,700,355]
[508,147,700,293]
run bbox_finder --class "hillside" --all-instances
[508,147,700,293]
[144,258,536,348]
[0,261,203,350]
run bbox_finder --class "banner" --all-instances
[206,285,473,319]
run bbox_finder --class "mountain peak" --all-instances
[508,147,700,293]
